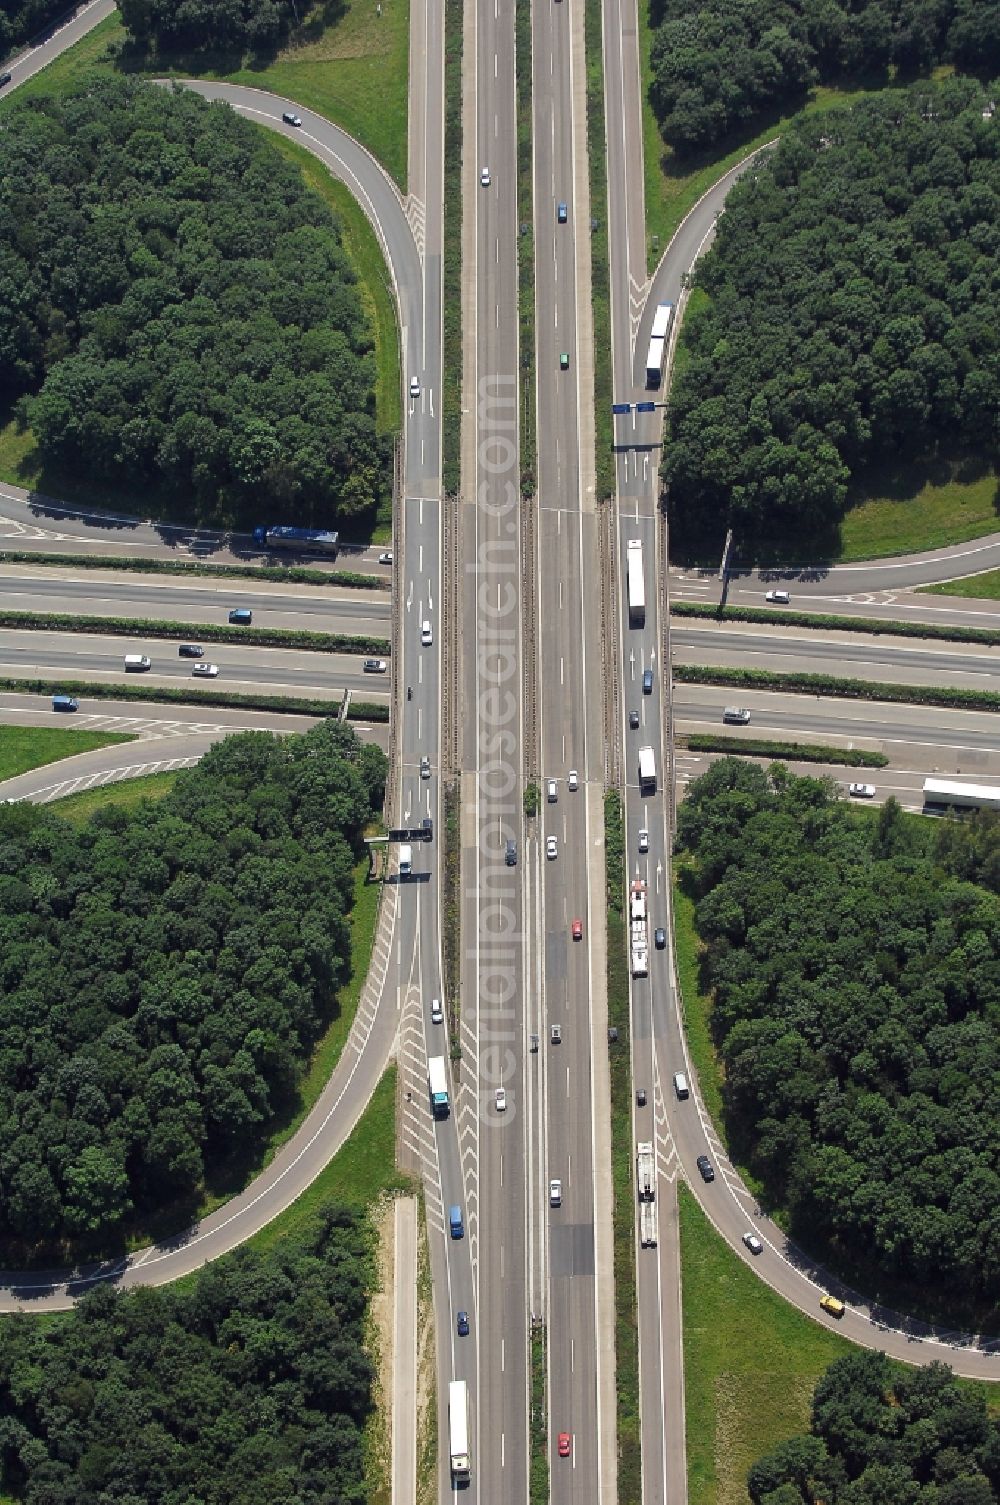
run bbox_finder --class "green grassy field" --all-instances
[51,770,181,824]
[0,725,136,784]
[671,875,725,1134]
[837,464,999,562]
[681,1184,853,1505]
[920,570,1000,600]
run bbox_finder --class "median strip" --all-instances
[604,790,641,1502]
[674,663,1000,714]
[0,610,389,657]
[672,598,1000,649]
[682,735,888,768]
[0,677,389,721]
[0,550,387,590]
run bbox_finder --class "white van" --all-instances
[399,843,413,876]
[672,1071,689,1100]
[124,654,151,671]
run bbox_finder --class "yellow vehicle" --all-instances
[819,1295,845,1318]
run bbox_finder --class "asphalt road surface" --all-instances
[0,564,390,635]
[0,628,393,701]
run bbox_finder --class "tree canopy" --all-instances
[648,0,1000,154]
[676,759,1000,1312]
[0,0,70,63]
[748,1351,1000,1504]
[117,0,291,58]
[0,76,390,529]
[0,722,386,1252]
[664,79,1000,556]
[0,1205,373,1504]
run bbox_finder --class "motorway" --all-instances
[0,563,390,633]
[531,0,615,1492]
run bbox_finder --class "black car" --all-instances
[0,73,11,88]
[629,710,640,729]
[457,1310,470,1336]
[282,111,302,127]
[178,643,204,658]
[654,927,666,949]
[636,1088,647,1107]
[505,839,517,866]
[696,1155,715,1183]
[642,668,653,694]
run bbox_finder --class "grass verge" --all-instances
[604,790,640,1502]
[682,735,888,769]
[680,1182,853,1505]
[517,0,535,496]
[530,1325,549,1504]
[441,0,463,494]
[0,610,388,656]
[674,663,1000,715]
[673,598,1000,649]
[50,771,182,824]
[920,570,1000,601]
[0,548,386,589]
[838,462,999,563]
[585,0,614,501]
[0,725,135,783]
[671,868,724,1136]
[442,781,461,1033]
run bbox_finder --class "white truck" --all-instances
[640,1201,658,1248]
[448,1379,471,1481]
[427,1055,450,1118]
[630,878,649,978]
[636,1141,655,1202]
[626,538,645,626]
[638,745,656,795]
[399,843,413,876]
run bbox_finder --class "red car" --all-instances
[572,918,583,941]
[557,1432,572,1459]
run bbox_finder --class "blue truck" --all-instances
[253,525,340,557]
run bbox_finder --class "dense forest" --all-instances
[117,0,294,57]
[0,722,386,1251]
[0,1206,373,1504]
[0,0,67,62]
[665,79,1000,556]
[648,0,1000,153]
[748,1351,1000,1504]
[0,77,390,530]
[676,759,1000,1311]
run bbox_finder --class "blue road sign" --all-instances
[635,401,656,413]
[611,403,632,415]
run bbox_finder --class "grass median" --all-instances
[0,549,387,589]
[673,598,1000,649]
[0,610,388,657]
[604,790,641,1502]
[674,663,1000,715]
[682,735,888,769]
[1,676,343,719]
[585,0,614,502]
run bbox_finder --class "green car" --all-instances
[559,352,569,370]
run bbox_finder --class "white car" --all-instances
[496,1087,507,1112]
[765,589,790,604]
[421,620,433,645]
[378,550,393,564]
[430,997,443,1024]
[742,1231,764,1255]
[192,663,219,677]
[363,658,388,674]
[567,769,578,792]
[549,1178,562,1207]
[546,836,558,860]
[638,828,649,853]
[848,782,876,799]
[409,377,420,399]
[420,755,431,779]
[481,166,491,186]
